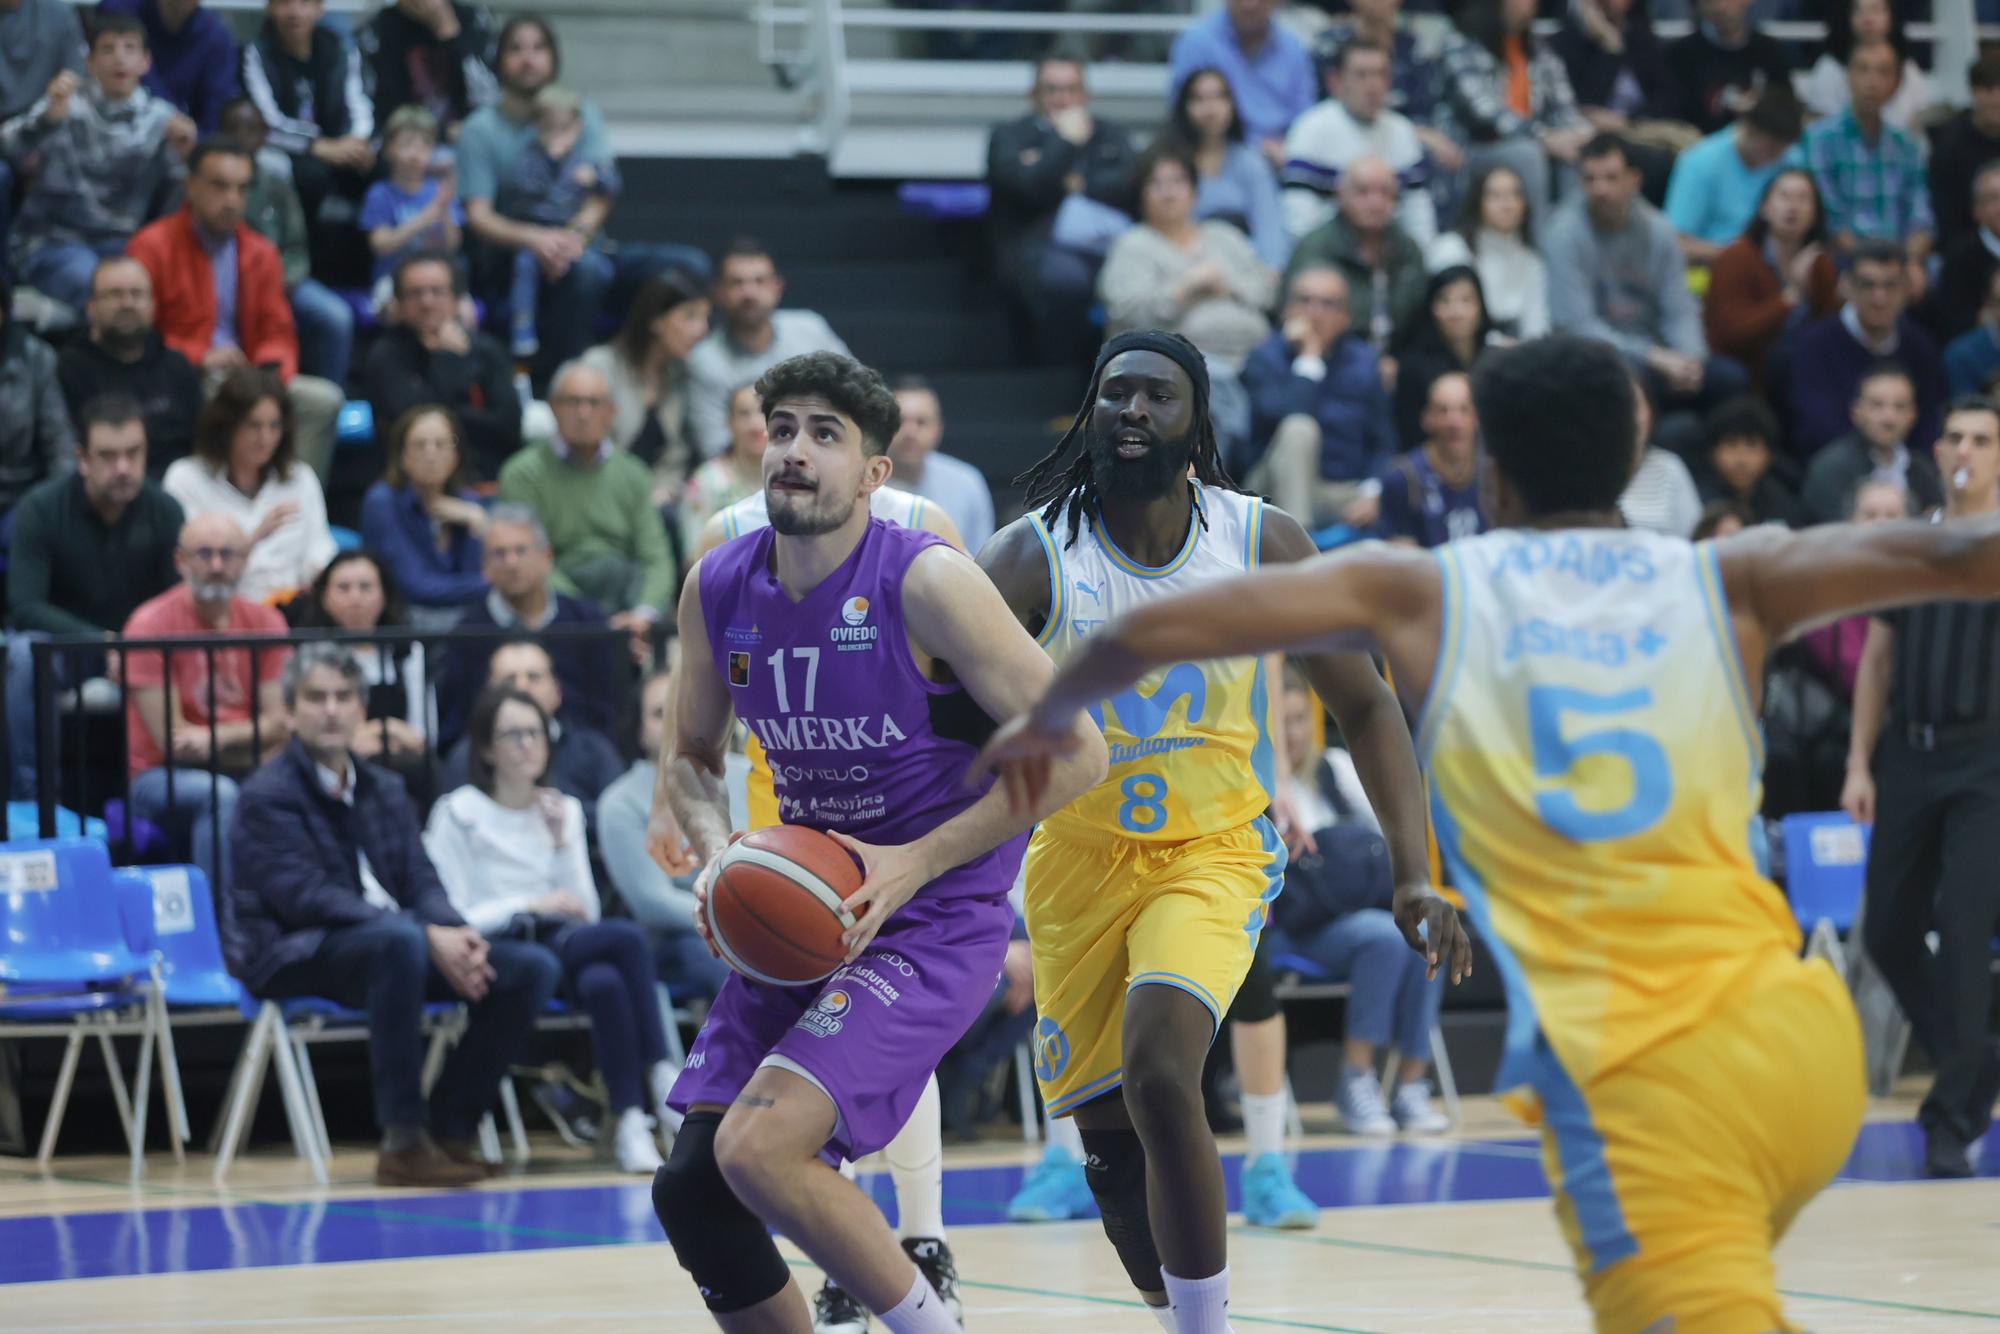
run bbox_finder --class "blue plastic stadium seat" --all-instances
[897,182,990,220]
[1780,811,1870,935]
[111,865,242,1009]
[1310,522,1364,552]
[6,801,107,843]
[336,400,374,450]
[0,838,150,989]
[330,526,362,552]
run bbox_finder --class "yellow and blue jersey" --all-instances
[1030,482,1278,845]
[1419,528,1802,1098]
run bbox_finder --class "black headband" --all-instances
[1092,329,1210,404]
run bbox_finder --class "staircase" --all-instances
[615,155,1086,520]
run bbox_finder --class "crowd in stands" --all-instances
[5,0,1999,1174]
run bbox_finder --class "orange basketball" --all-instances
[706,826,864,987]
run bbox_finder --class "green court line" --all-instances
[1234,1227,2000,1323]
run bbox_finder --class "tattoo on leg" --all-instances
[736,1094,777,1108]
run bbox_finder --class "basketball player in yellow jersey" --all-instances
[969,335,2000,1334]
[979,330,1463,1334]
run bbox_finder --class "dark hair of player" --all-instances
[755,351,902,457]
[1471,335,1637,517]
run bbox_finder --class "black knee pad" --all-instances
[1078,1125,1163,1293]
[651,1112,790,1313]
[1228,933,1280,1025]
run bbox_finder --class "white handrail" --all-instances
[750,6,2000,44]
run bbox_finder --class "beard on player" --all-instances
[1085,412,1197,504]
[766,464,860,537]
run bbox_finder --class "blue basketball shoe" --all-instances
[1240,1152,1319,1229]
[1006,1144,1094,1222]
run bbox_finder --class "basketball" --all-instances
[705,825,864,987]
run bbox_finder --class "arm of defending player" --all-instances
[971,541,1441,805]
[973,517,1054,637]
[650,560,738,917]
[827,544,1108,962]
[1262,507,1471,983]
[1719,511,2000,669]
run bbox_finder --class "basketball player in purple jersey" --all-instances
[652,352,1108,1334]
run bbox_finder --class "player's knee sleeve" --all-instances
[1228,937,1280,1025]
[651,1112,790,1313]
[1079,1125,1164,1293]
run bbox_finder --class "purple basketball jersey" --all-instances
[698,517,1024,901]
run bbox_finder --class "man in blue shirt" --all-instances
[98,0,238,135]
[1241,264,1396,529]
[1373,370,1486,548]
[1169,0,1316,164]
[1664,83,1803,265]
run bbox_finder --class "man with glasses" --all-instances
[1789,238,1946,459]
[498,360,672,664]
[1240,264,1397,528]
[227,642,561,1188]
[119,511,290,890]
[360,251,521,480]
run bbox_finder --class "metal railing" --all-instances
[17,626,635,867]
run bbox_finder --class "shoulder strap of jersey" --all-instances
[1023,512,1067,648]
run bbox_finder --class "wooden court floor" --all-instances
[2,1091,1996,1334]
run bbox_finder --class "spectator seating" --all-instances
[488,987,691,1165]
[1781,810,1871,972]
[1271,952,1463,1135]
[0,837,165,1176]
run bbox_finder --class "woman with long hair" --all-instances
[299,551,432,773]
[164,367,335,604]
[1703,168,1840,389]
[360,405,488,629]
[1098,141,1277,369]
[424,684,678,1175]
[1392,266,1496,448]
[1426,161,1548,338]
[678,383,768,552]
[1169,67,1287,269]
[579,268,711,505]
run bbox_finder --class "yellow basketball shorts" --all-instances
[1023,817,1285,1117]
[1532,956,1865,1334]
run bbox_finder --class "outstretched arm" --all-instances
[1263,508,1469,981]
[832,545,1106,959]
[1720,513,2000,679]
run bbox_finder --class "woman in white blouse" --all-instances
[424,685,676,1174]
[163,368,336,605]
[1426,162,1550,340]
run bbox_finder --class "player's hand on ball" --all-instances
[1392,882,1473,985]
[824,831,929,963]
[690,832,746,959]
[968,711,1083,815]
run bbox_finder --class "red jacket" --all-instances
[126,210,299,382]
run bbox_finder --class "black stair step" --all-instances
[780,258,971,310]
[618,155,832,200]
[831,307,1017,373]
[609,205,961,264]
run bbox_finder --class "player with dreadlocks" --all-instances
[978,330,1463,1332]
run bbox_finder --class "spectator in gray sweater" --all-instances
[1546,134,1748,423]
[595,669,734,1002]
[0,12,191,313]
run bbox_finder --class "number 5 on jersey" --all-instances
[1527,685,1672,843]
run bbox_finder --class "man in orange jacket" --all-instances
[126,139,341,476]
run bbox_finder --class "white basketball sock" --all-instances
[1148,1301,1176,1332]
[879,1267,958,1333]
[1241,1091,1287,1162]
[1163,1265,1232,1334]
[1047,1112,1084,1163]
[886,1074,946,1240]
